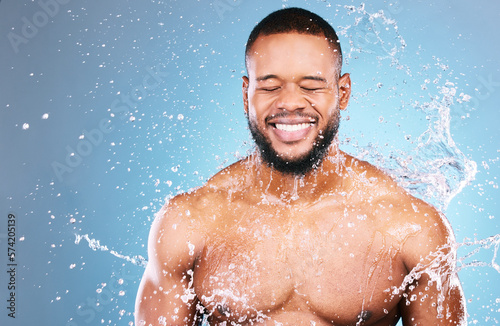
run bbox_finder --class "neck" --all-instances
[249,143,346,204]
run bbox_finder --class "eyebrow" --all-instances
[255,74,279,82]
[302,76,328,83]
[255,74,328,83]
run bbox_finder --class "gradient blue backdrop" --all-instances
[1,1,499,325]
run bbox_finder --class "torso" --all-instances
[188,155,424,325]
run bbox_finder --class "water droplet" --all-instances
[188,243,195,256]
[357,214,367,221]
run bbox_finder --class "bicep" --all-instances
[399,206,466,325]
[135,200,203,325]
[135,263,199,326]
[399,272,466,325]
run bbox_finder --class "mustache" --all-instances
[265,112,319,124]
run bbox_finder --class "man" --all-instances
[135,8,466,325]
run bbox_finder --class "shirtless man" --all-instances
[135,8,466,325]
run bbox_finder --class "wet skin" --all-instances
[135,33,466,325]
[243,33,345,164]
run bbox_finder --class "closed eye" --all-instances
[301,87,323,91]
[259,87,280,92]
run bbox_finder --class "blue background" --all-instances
[1,0,499,325]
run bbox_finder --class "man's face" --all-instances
[243,33,351,175]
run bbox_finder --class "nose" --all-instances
[274,84,308,112]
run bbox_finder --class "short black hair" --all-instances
[245,7,342,74]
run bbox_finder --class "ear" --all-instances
[338,73,351,111]
[242,76,249,115]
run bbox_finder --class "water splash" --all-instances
[340,3,407,67]
[337,4,477,211]
[386,235,500,320]
[456,234,500,273]
[74,233,148,268]
[384,82,478,211]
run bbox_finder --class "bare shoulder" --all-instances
[346,154,455,266]
[146,192,206,275]
[149,158,252,263]
[156,158,251,221]
[203,157,255,192]
[345,159,468,324]
[342,153,400,195]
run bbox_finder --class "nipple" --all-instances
[357,310,373,322]
[217,303,231,317]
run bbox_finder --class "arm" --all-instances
[135,197,204,326]
[399,202,466,325]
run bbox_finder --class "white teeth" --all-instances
[275,123,312,132]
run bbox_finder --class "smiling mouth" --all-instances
[268,120,316,143]
[274,123,313,132]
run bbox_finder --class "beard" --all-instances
[248,111,340,176]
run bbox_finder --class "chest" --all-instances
[193,204,407,324]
